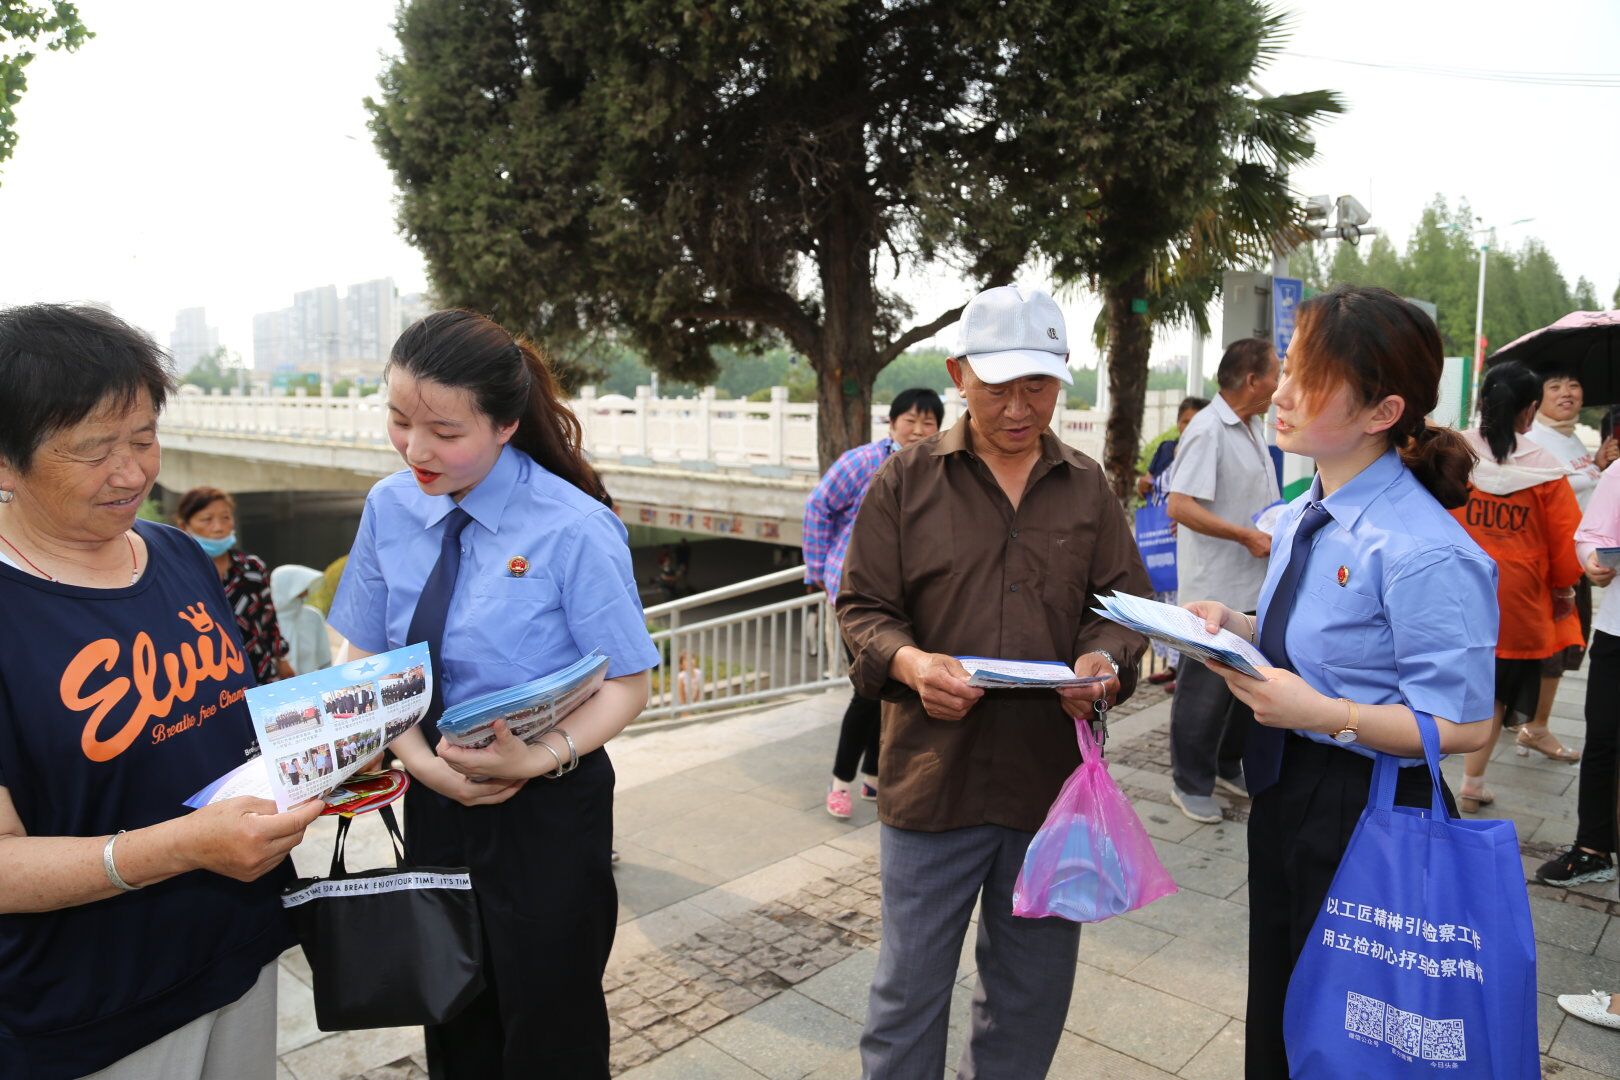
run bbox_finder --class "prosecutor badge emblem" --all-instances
[1336,566,1350,587]
[507,555,530,578]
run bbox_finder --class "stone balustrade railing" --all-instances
[162,384,1187,473]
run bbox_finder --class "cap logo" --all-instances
[1046,327,1058,340]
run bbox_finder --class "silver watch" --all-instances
[1093,650,1120,676]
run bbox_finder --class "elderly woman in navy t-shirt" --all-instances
[0,305,322,1080]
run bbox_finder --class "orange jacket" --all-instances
[1450,431,1584,659]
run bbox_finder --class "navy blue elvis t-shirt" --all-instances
[0,521,293,1079]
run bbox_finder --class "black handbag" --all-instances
[281,804,485,1031]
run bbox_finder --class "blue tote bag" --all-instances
[1133,500,1177,593]
[1283,713,1539,1078]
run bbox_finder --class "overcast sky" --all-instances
[2,0,1616,374]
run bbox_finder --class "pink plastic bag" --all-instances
[1012,716,1178,922]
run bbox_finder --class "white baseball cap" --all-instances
[955,285,1072,385]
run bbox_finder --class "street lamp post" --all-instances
[1452,216,1534,413]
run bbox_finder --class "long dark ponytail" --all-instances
[388,310,608,502]
[1288,285,1476,509]
[1476,360,1541,465]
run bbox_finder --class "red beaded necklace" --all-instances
[0,530,138,584]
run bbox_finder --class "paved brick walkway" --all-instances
[275,668,1618,1079]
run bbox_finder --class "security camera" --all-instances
[1335,195,1372,229]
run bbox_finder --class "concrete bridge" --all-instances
[158,386,1185,545]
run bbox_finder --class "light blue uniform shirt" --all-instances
[329,445,660,708]
[1256,448,1498,763]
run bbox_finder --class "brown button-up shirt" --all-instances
[836,417,1151,833]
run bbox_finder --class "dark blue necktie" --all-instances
[406,507,473,747]
[1245,501,1334,796]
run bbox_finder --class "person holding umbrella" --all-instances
[1521,371,1604,761]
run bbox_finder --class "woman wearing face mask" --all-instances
[1181,286,1497,1076]
[327,310,658,1078]
[176,487,293,684]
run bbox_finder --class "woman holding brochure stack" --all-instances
[1181,286,1499,1077]
[328,309,658,1079]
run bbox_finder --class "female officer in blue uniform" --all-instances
[1185,286,1499,1077]
[328,310,659,1079]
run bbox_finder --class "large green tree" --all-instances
[1002,4,1340,496]
[370,0,1057,469]
[0,1,90,176]
[369,0,1336,477]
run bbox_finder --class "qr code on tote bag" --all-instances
[1345,991,1467,1063]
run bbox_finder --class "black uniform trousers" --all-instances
[1245,734,1459,1078]
[404,748,618,1079]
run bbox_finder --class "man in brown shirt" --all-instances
[837,284,1150,1079]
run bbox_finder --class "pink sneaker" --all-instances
[826,785,853,819]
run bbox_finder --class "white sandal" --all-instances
[1556,990,1620,1030]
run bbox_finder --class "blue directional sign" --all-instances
[1272,276,1303,358]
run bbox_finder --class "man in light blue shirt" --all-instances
[1166,338,1280,822]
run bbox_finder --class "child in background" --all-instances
[675,651,704,715]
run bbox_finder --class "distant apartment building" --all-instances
[294,285,342,368]
[252,309,294,372]
[398,291,433,335]
[169,307,219,374]
[252,278,409,374]
[342,278,402,366]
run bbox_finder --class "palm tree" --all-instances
[1040,3,1344,499]
[1097,85,1344,497]
[1151,91,1343,320]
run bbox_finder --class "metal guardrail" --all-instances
[635,565,1174,724]
[639,567,847,722]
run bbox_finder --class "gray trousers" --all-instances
[84,960,277,1080]
[1169,654,1251,797]
[861,823,1081,1080]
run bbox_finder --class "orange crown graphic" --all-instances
[178,603,216,633]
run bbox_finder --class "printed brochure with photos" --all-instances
[185,643,432,812]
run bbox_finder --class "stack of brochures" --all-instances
[1091,592,1271,679]
[436,652,610,749]
[956,657,1111,689]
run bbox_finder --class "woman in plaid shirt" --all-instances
[803,387,943,819]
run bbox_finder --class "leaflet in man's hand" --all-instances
[434,652,609,749]
[1091,592,1270,679]
[1596,547,1620,570]
[956,656,1111,689]
[185,643,433,812]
